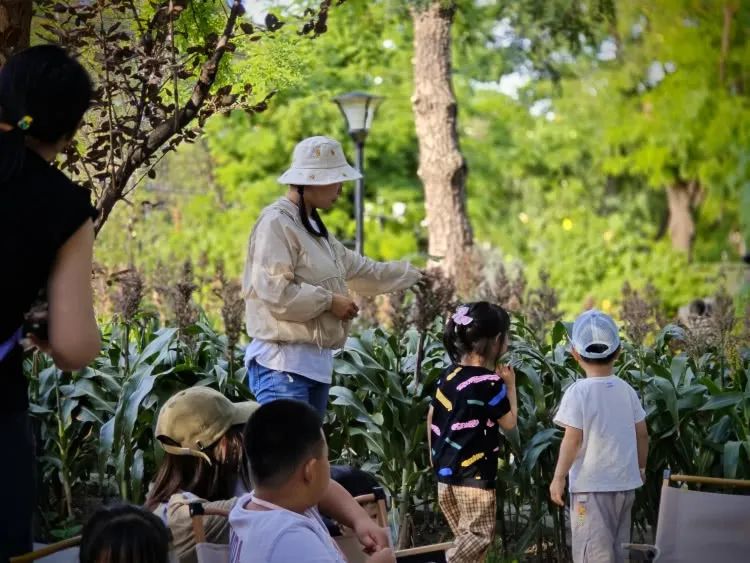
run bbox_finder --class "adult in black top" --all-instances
[0,149,97,411]
[0,46,100,560]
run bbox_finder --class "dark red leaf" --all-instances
[265,13,284,32]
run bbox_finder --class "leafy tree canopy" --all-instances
[94,0,747,314]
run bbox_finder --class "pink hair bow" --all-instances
[452,306,473,326]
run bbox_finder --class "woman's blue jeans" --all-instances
[246,358,330,419]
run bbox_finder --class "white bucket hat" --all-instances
[278,136,362,186]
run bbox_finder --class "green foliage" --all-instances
[327,321,447,540]
[601,1,750,195]
[95,0,425,280]
[27,310,249,535]
[30,0,750,556]
[94,0,741,317]
[26,287,749,554]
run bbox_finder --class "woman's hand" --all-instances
[330,294,359,321]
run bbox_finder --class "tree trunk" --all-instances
[411,1,473,283]
[719,3,736,85]
[666,181,702,259]
[0,0,32,66]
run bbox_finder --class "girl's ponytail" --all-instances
[443,302,511,365]
[443,317,461,364]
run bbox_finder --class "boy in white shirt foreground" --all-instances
[229,399,394,563]
[550,310,649,563]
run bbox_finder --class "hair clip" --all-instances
[17,115,33,131]
[452,306,473,326]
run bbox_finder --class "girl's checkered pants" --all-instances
[438,483,496,563]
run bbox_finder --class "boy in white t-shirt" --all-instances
[229,399,394,563]
[550,310,649,563]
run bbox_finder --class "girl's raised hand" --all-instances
[498,364,516,387]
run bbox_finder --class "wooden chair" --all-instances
[623,470,750,563]
[9,537,81,563]
[395,543,453,563]
[188,487,451,563]
[335,487,451,563]
[335,487,390,561]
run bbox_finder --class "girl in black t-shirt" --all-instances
[0,45,100,560]
[427,302,518,563]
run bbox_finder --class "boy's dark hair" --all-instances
[443,301,511,364]
[578,344,621,366]
[79,504,170,563]
[244,399,325,487]
[291,185,329,239]
[0,45,93,184]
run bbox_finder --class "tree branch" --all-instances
[95,0,244,233]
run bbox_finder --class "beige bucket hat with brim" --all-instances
[278,135,362,186]
[155,386,259,464]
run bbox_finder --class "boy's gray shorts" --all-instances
[571,490,636,563]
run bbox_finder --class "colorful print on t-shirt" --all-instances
[430,365,511,489]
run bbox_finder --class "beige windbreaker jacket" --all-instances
[242,197,421,349]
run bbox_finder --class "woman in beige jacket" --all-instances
[242,136,421,417]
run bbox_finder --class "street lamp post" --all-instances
[333,91,383,255]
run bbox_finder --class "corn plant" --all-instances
[26,294,749,556]
[328,321,448,547]
[27,361,112,526]
[499,317,579,560]
[27,309,249,538]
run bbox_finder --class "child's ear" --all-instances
[498,333,509,355]
[302,457,317,484]
[571,349,583,365]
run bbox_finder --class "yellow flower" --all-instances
[518,212,530,224]
[603,230,614,242]
[562,218,573,231]
[602,299,612,312]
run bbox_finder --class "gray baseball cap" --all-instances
[571,309,621,359]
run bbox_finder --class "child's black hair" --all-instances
[577,344,621,366]
[79,504,171,563]
[292,185,329,239]
[0,45,93,184]
[443,301,511,365]
[244,399,325,488]
[330,465,380,497]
